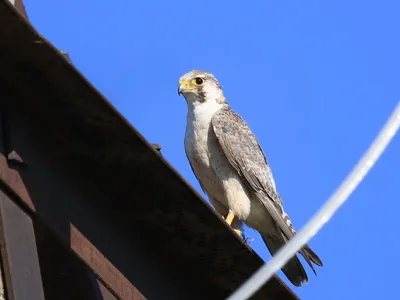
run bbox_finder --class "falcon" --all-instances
[178,70,323,287]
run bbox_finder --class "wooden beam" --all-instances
[34,221,118,300]
[0,189,45,300]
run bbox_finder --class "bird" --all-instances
[178,69,323,287]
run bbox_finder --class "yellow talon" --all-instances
[234,229,243,237]
[225,212,244,238]
[225,212,235,225]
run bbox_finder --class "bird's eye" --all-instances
[192,77,204,86]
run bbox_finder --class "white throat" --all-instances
[186,99,224,126]
[184,98,225,161]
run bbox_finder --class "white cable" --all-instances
[227,101,400,300]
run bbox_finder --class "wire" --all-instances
[227,101,400,300]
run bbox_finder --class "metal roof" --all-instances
[0,1,299,299]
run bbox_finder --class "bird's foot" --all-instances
[234,229,245,239]
[225,211,246,239]
[225,212,235,226]
[234,229,243,236]
[239,236,255,246]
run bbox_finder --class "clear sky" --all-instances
[25,1,399,299]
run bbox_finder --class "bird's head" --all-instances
[178,70,226,106]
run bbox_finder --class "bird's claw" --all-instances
[240,236,255,246]
[234,229,244,237]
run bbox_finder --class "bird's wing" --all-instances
[211,106,294,239]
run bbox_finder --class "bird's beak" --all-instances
[178,79,191,95]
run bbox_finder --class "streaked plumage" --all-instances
[178,70,322,286]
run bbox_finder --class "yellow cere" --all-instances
[179,80,190,88]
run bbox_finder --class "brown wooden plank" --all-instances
[70,225,145,300]
[0,189,45,300]
[0,154,34,211]
[34,220,114,300]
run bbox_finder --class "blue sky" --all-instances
[25,1,399,299]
